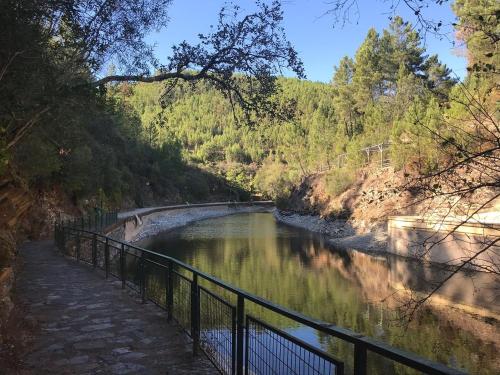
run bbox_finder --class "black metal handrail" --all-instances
[54,224,467,375]
[56,210,118,233]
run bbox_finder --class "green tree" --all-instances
[453,0,499,77]
[332,56,359,138]
[352,29,382,108]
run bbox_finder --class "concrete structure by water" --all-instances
[111,201,274,243]
[388,215,500,268]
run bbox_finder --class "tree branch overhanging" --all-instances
[93,71,203,86]
[92,1,305,123]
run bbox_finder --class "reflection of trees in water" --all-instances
[287,232,498,312]
[144,213,499,374]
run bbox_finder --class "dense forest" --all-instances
[103,13,495,208]
[0,0,498,371]
[0,0,497,232]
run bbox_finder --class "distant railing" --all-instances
[317,141,392,173]
[54,223,466,375]
[56,210,118,233]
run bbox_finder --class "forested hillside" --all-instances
[1,1,496,224]
[110,15,485,204]
[0,0,497,369]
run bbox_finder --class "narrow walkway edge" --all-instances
[16,240,217,374]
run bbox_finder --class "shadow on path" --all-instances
[16,240,216,374]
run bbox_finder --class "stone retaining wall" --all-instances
[107,202,274,243]
[388,215,500,268]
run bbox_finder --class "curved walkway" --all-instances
[117,201,273,220]
[17,240,216,374]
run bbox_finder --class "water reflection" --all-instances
[139,213,499,374]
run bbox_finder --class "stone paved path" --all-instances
[16,240,217,374]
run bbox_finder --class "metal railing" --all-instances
[56,210,118,233]
[317,141,392,173]
[54,224,466,375]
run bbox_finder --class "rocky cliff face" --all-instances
[0,168,33,266]
[285,167,413,232]
[0,168,33,346]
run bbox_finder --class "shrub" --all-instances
[225,144,251,163]
[254,159,295,200]
[325,167,356,196]
[184,171,210,200]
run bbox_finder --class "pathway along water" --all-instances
[138,212,499,375]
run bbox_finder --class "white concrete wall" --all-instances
[388,216,500,269]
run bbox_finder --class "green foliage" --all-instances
[8,87,243,207]
[453,0,499,77]
[391,97,443,171]
[225,165,254,192]
[13,136,61,183]
[225,144,251,164]
[3,0,485,210]
[332,56,359,138]
[104,15,461,202]
[183,170,210,201]
[325,168,357,196]
[254,158,299,200]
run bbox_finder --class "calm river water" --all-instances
[139,212,499,374]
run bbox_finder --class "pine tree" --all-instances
[332,56,359,138]
[453,0,499,77]
[379,16,426,96]
[352,29,382,108]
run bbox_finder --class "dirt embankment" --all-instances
[287,167,414,227]
[0,168,80,370]
[279,167,414,251]
[0,169,34,369]
[279,162,500,254]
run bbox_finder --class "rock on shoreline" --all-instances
[274,210,388,253]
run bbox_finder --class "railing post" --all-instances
[236,294,245,375]
[54,223,58,246]
[61,227,66,253]
[164,266,169,311]
[232,307,237,375]
[54,223,59,248]
[120,243,126,289]
[57,224,60,248]
[105,237,110,279]
[92,233,97,268]
[191,273,200,356]
[76,232,81,262]
[167,260,173,322]
[354,342,368,375]
[80,217,84,229]
[140,252,146,304]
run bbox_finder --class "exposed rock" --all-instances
[0,230,16,268]
[0,267,14,299]
[0,273,14,334]
[0,168,33,366]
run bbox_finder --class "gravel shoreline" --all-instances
[120,204,387,253]
[129,205,273,242]
[273,210,388,252]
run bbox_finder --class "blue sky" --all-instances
[146,0,467,83]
